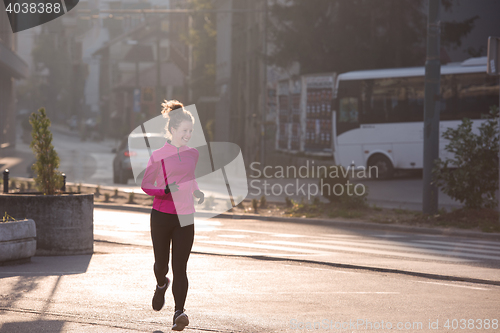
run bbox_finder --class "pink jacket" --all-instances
[141,140,199,215]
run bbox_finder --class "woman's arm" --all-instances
[141,156,169,197]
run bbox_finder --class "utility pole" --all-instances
[156,35,162,112]
[486,36,500,219]
[422,0,441,215]
[260,0,268,171]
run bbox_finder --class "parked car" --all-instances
[112,133,166,184]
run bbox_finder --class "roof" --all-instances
[0,40,29,79]
[337,57,488,81]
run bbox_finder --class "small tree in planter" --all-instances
[0,108,94,256]
[29,107,63,194]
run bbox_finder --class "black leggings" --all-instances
[150,209,194,311]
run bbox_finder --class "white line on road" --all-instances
[312,239,500,259]
[413,280,489,290]
[260,240,473,262]
[191,291,400,294]
[414,240,500,252]
[460,239,500,246]
[196,240,324,254]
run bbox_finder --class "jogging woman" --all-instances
[141,100,204,331]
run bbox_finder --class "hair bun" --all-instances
[161,100,184,117]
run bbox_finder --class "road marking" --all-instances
[260,240,473,262]
[196,240,324,254]
[415,240,500,251]
[190,291,400,294]
[323,234,364,238]
[461,239,500,246]
[372,234,406,238]
[218,235,247,238]
[413,280,489,290]
[273,234,304,238]
[312,239,500,260]
[192,246,327,258]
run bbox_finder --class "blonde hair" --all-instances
[161,100,195,139]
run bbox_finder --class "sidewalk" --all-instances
[0,241,265,333]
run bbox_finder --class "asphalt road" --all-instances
[2,208,499,332]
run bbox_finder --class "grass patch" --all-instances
[409,208,500,233]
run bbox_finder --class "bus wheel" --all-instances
[368,154,394,180]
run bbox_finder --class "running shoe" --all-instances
[172,310,189,331]
[152,277,170,311]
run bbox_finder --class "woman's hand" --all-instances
[193,190,204,204]
[164,181,179,194]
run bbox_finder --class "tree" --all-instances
[433,106,499,209]
[29,108,64,195]
[180,0,217,137]
[182,0,216,100]
[268,0,478,75]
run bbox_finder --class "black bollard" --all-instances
[3,169,9,193]
[62,173,66,192]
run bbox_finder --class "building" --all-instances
[214,0,267,169]
[92,4,189,138]
[0,7,29,150]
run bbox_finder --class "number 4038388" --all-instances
[5,2,61,14]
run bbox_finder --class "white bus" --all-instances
[332,57,499,179]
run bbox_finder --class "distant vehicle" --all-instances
[112,133,167,184]
[67,115,78,130]
[333,57,498,179]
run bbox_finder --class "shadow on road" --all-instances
[0,320,65,333]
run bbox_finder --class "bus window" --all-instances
[457,73,498,120]
[339,97,358,123]
[358,77,425,124]
[441,73,498,121]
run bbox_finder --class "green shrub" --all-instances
[339,185,369,210]
[127,192,135,204]
[318,166,349,203]
[2,212,16,222]
[260,195,267,208]
[252,198,259,213]
[236,196,245,209]
[433,106,498,209]
[29,108,63,195]
[285,196,293,207]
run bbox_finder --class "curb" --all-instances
[94,203,500,241]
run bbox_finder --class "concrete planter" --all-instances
[0,219,37,264]
[0,194,94,256]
